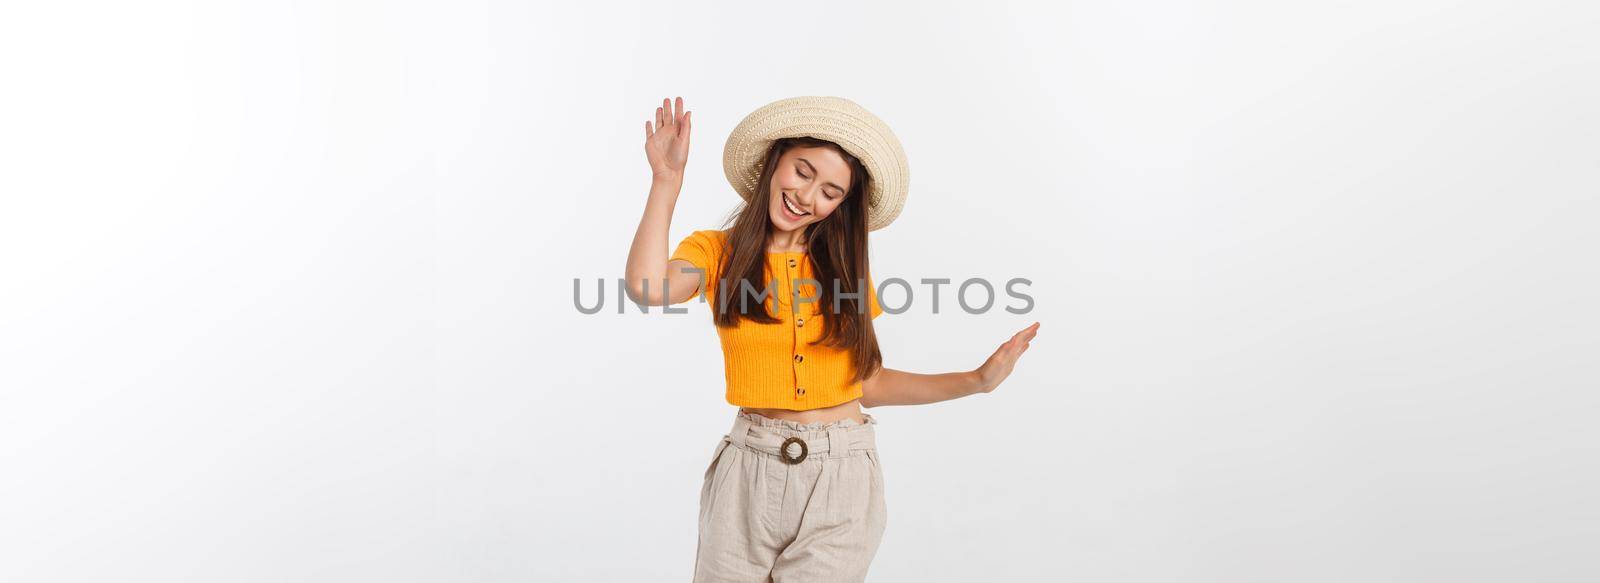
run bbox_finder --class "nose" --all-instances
[794,186,820,207]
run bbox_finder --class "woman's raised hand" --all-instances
[644,96,691,180]
[973,322,1041,394]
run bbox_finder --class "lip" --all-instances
[781,193,811,220]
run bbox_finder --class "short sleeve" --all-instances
[869,275,884,319]
[669,229,725,302]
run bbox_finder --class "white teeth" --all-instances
[783,194,809,216]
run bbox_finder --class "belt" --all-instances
[726,413,877,465]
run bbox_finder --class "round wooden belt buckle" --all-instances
[779,436,808,464]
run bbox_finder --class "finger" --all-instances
[645,120,653,138]
[674,96,684,125]
[656,106,664,129]
[663,98,672,125]
[679,110,691,140]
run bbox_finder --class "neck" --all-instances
[767,228,808,252]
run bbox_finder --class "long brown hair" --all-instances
[711,136,882,383]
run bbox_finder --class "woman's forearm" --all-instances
[624,174,684,304]
[859,367,984,408]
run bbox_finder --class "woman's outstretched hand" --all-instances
[644,96,691,181]
[973,322,1041,394]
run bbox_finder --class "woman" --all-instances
[625,95,1040,582]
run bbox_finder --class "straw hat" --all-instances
[722,96,909,231]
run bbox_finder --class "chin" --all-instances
[769,209,808,232]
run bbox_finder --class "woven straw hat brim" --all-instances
[722,96,909,232]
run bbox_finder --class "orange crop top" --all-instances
[670,229,884,410]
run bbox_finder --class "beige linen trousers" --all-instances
[693,410,888,582]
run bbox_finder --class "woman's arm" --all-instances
[860,368,983,407]
[859,322,1041,408]
[624,96,702,306]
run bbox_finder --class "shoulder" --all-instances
[686,229,730,253]
[671,229,730,266]
[679,228,727,243]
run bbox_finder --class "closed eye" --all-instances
[796,164,840,199]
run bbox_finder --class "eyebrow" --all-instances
[797,158,845,195]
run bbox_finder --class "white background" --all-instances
[2,1,1597,581]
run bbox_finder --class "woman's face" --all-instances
[768,145,853,234]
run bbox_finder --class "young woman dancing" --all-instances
[624,95,1040,582]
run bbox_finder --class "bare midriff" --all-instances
[739,398,867,425]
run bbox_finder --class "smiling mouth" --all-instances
[782,193,811,217]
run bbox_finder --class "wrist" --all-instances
[651,170,684,185]
[964,369,990,395]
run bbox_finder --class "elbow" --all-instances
[858,371,881,408]
[623,279,657,306]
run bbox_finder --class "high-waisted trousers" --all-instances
[692,410,887,582]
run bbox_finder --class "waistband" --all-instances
[724,410,878,462]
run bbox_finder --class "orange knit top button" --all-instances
[669,229,884,410]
